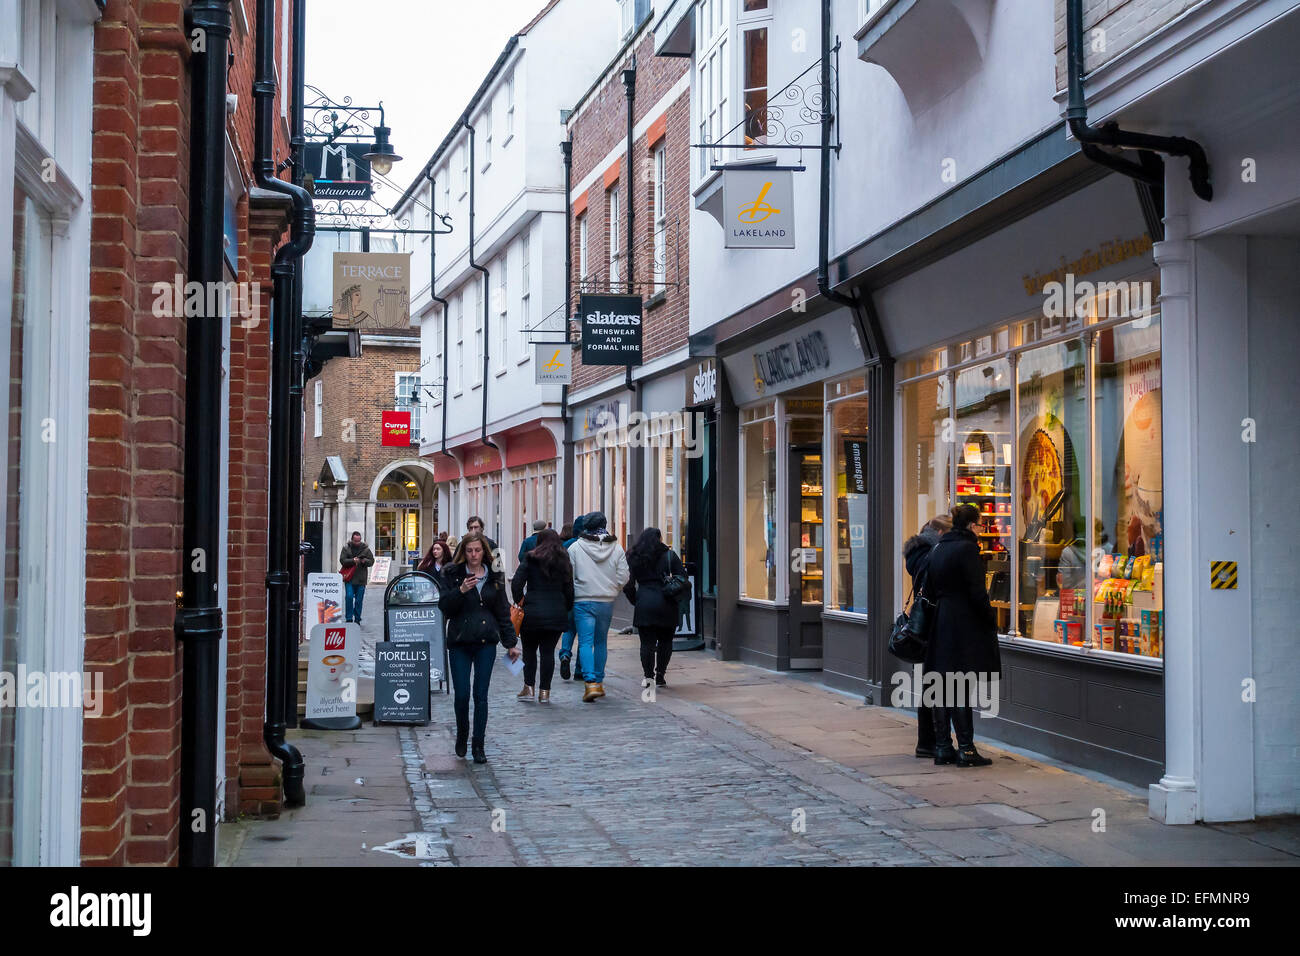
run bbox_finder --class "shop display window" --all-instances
[788,409,824,605]
[828,377,869,613]
[897,277,1162,665]
[740,404,777,600]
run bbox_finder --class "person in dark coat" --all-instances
[439,532,520,764]
[902,513,952,758]
[924,503,1000,767]
[417,538,454,591]
[517,520,549,563]
[557,513,589,679]
[509,529,574,702]
[623,527,687,687]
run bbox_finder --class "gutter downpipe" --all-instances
[255,0,312,807]
[177,0,232,868]
[622,62,642,538]
[464,120,501,503]
[1065,0,1211,202]
[560,136,575,525]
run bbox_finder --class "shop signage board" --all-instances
[374,642,430,724]
[579,294,643,366]
[536,343,572,384]
[332,252,411,332]
[843,437,868,494]
[370,556,393,586]
[305,623,359,722]
[384,573,447,692]
[305,142,373,200]
[687,359,717,405]
[723,168,795,249]
[381,410,411,446]
[722,308,865,404]
[304,572,345,646]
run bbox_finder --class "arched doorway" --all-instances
[375,469,422,567]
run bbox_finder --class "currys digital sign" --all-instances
[579,293,643,366]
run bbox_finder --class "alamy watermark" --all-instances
[151,273,263,328]
[1,667,105,718]
[889,664,1000,718]
[593,409,706,458]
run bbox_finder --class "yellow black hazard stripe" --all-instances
[1210,560,1238,590]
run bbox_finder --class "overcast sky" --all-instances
[305,0,552,212]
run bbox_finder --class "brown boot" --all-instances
[538,689,550,703]
[582,682,602,702]
[517,685,534,701]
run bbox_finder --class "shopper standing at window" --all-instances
[924,504,1000,767]
[567,511,629,702]
[509,529,574,703]
[440,531,520,764]
[340,531,374,625]
[902,514,953,759]
[623,527,687,688]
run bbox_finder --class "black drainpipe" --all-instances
[622,61,642,538]
[464,120,501,509]
[176,0,231,868]
[1065,0,1211,204]
[255,0,311,807]
[560,136,575,525]
[427,172,451,464]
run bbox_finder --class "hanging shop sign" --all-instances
[332,252,411,332]
[535,343,572,384]
[305,142,373,200]
[843,437,869,494]
[723,168,795,249]
[687,358,717,405]
[579,294,643,366]
[723,309,865,404]
[381,410,411,446]
[305,623,359,721]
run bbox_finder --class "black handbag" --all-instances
[889,586,935,663]
[660,552,690,602]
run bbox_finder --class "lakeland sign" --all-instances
[721,310,866,405]
[722,168,795,249]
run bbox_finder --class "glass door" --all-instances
[786,443,824,668]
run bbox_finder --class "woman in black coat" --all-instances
[509,529,575,703]
[901,513,952,759]
[923,503,1000,767]
[439,532,520,764]
[622,527,687,687]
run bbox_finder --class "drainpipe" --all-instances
[464,120,501,507]
[816,0,855,315]
[176,0,232,869]
[255,0,312,808]
[622,61,642,537]
[1065,0,1211,201]
[560,136,575,525]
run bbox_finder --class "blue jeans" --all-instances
[559,610,577,662]
[449,642,497,743]
[345,582,367,623]
[574,601,614,683]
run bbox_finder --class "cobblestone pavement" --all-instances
[224,630,1300,867]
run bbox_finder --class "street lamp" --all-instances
[363,118,402,176]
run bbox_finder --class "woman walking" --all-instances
[924,503,1000,767]
[509,529,575,703]
[417,538,454,591]
[439,531,521,764]
[622,527,686,688]
[901,514,952,758]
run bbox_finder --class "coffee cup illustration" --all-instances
[320,653,353,687]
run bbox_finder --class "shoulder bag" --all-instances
[660,552,690,602]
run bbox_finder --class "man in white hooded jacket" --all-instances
[567,511,629,702]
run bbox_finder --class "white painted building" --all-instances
[393,0,621,563]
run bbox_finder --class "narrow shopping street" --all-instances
[222,631,1300,867]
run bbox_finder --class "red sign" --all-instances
[382,410,411,446]
[323,627,346,650]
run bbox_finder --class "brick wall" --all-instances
[1054,0,1201,90]
[84,0,294,865]
[566,28,691,394]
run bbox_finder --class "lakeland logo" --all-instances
[752,330,831,394]
[543,349,566,371]
[738,181,780,224]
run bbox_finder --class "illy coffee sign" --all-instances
[579,294,643,366]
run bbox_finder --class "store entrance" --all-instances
[787,443,824,668]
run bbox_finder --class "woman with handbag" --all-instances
[623,528,688,688]
[508,529,574,703]
[924,503,1001,767]
[439,532,521,764]
[901,514,952,759]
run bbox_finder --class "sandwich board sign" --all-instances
[374,642,431,725]
[304,572,345,645]
[304,623,360,727]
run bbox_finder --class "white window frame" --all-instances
[313,379,323,436]
[696,7,728,180]
[395,372,421,444]
[454,293,464,394]
[519,233,532,362]
[652,145,667,294]
[482,106,493,170]
[739,18,771,149]
[431,304,443,407]
[458,145,468,198]
[472,277,483,387]
[619,0,635,39]
[496,256,508,373]
[608,187,621,287]
[578,214,589,289]
[504,72,516,144]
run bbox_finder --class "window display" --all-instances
[740,404,776,599]
[828,376,869,613]
[954,358,1011,626]
[900,370,951,594]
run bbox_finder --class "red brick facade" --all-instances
[567,27,691,392]
[83,0,294,865]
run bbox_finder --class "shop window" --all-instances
[828,379,869,614]
[900,374,952,595]
[1091,315,1163,658]
[608,188,621,287]
[1015,341,1087,640]
[954,360,1012,613]
[741,25,768,147]
[740,404,777,600]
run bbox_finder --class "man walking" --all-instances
[340,531,375,625]
[517,519,549,563]
[567,511,628,702]
[466,515,498,554]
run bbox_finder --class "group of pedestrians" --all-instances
[408,511,686,765]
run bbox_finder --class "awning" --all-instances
[318,456,348,487]
[462,443,503,478]
[429,452,460,483]
[505,427,557,469]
